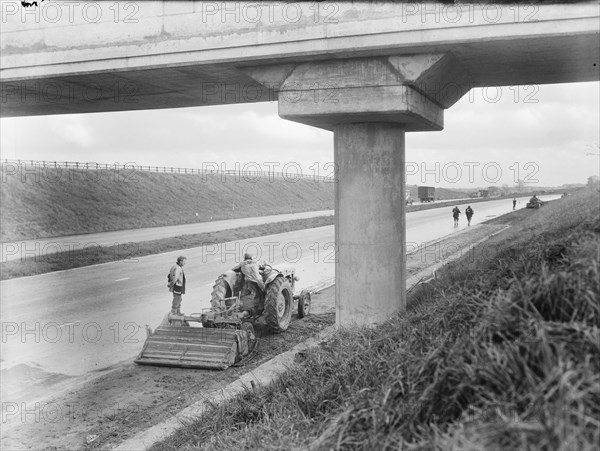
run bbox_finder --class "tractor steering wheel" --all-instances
[260,264,272,273]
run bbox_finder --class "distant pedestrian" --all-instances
[168,256,187,314]
[512,198,517,210]
[465,205,474,226]
[452,206,461,227]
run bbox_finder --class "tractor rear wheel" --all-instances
[210,276,231,310]
[264,276,293,333]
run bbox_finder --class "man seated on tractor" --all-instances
[233,253,267,315]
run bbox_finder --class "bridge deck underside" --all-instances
[1,32,598,117]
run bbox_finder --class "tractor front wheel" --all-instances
[264,277,293,333]
[297,290,311,318]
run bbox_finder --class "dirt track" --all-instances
[0,223,507,450]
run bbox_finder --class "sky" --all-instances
[1,81,598,189]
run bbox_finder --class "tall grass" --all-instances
[151,190,599,451]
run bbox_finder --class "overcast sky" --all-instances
[1,81,598,189]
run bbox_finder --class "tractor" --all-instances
[526,195,544,209]
[135,262,311,370]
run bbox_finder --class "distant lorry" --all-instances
[418,186,435,203]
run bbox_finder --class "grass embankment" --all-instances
[0,167,334,241]
[153,190,599,451]
[0,215,334,280]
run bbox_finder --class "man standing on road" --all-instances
[513,198,517,210]
[452,206,461,227]
[168,256,187,314]
[465,205,474,226]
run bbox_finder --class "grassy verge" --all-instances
[151,190,599,451]
[0,215,333,280]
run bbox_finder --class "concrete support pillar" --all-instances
[334,123,406,326]
[247,55,451,326]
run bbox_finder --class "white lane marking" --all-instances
[114,277,130,282]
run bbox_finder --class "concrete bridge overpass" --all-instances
[2,1,599,325]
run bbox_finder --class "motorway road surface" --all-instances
[0,200,486,262]
[0,195,559,380]
[1,210,335,263]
